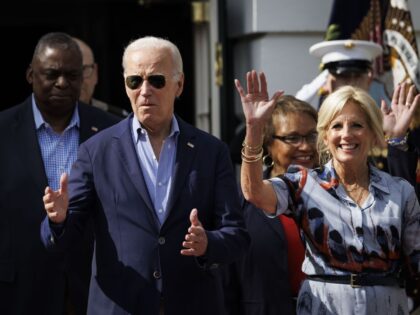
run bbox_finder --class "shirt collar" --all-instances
[132,115,180,143]
[321,160,390,194]
[369,166,390,194]
[31,94,80,130]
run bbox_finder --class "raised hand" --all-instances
[180,208,208,257]
[382,82,420,138]
[235,70,284,125]
[43,173,69,224]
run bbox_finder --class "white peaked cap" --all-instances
[309,39,383,64]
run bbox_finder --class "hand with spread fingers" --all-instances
[381,82,420,139]
[235,70,284,126]
[180,208,208,257]
[43,173,69,224]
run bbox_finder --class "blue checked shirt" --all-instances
[32,95,80,191]
[132,116,179,224]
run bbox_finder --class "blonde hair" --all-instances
[122,36,183,79]
[317,85,384,165]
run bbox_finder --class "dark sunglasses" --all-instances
[125,74,166,90]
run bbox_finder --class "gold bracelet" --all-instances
[241,147,263,163]
[241,155,263,163]
[241,146,263,157]
[242,141,263,153]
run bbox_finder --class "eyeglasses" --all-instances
[272,132,318,146]
[82,64,95,78]
[125,74,166,90]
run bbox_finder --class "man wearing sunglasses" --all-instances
[0,33,120,315]
[41,36,249,315]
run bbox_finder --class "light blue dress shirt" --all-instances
[132,116,179,224]
[32,95,80,190]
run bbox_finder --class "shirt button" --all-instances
[153,271,161,279]
[158,182,162,187]
[158,209,163,213]
[158,237,166,245]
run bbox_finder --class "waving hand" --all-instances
[235,70,284,126]
[382,82,420,138]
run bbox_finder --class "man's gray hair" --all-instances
[122,36,183,78]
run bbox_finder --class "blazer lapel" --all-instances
[14,100,48,193]
[164,120,197,221]
[78,104,101,143]
[113,118,160,228]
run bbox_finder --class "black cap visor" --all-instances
[324,59,372,75]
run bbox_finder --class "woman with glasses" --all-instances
[237,70,420,315]
[225,95,317,315]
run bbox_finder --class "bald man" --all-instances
[73,37,129,117]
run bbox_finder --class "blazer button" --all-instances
[153,271,161,279]
[158,237,166,245]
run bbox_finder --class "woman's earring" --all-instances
[326,150,332,159]
[263,155,274,167]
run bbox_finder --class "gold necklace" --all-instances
[354,187,366,206]
[341,173,369,192]
[342,181,368,206]
[344,184,359,192]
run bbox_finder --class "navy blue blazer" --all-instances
[0,97,120,315]
[224,169,295,315]
[41,115,249,315]
[387,127,420,198]
[387,127,420,310]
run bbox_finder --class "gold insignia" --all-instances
[344,40,355,49]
